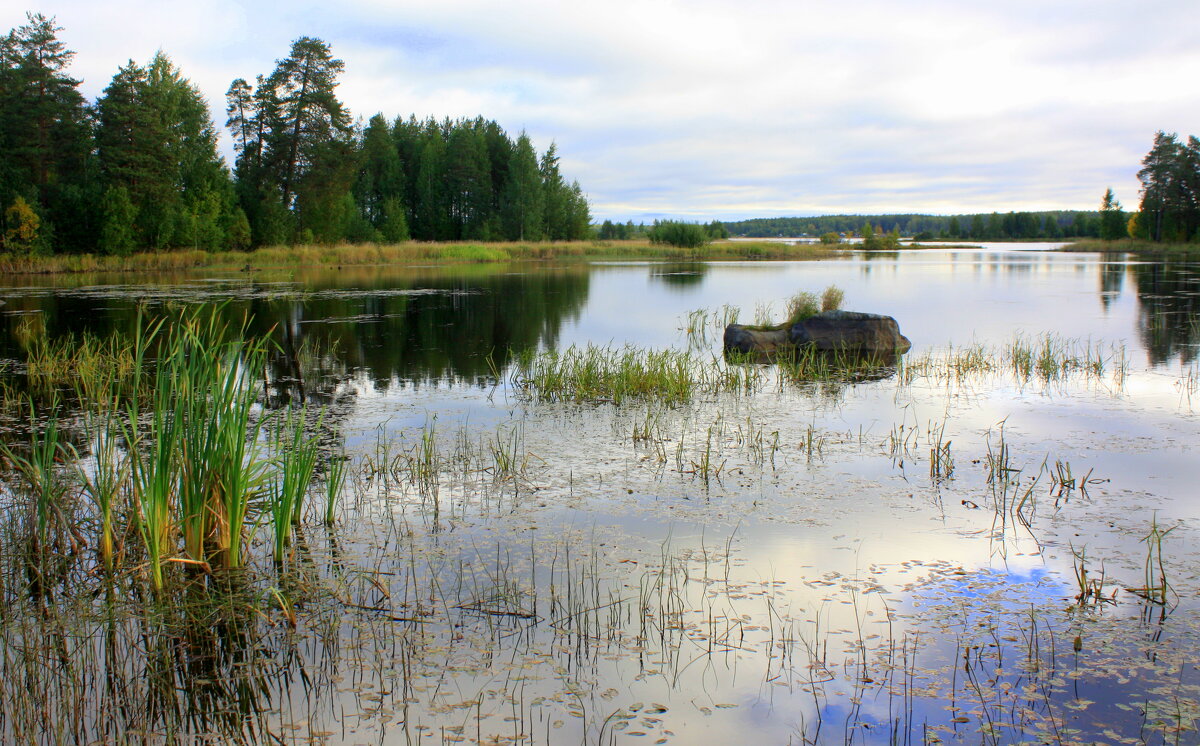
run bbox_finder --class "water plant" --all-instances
[514,344,757,405]
[170,307,272,572]
[1,398,70,588]
[928,419,954,482]
[1130,514,1176,605]
[270,410,321,564]
[75,406,128,574]
[1070,545,1114,606]
[323,450,349,526]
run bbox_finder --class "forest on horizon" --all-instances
[0,13,590,256]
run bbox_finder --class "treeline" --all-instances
[0,13,589,255]
[723,211,1105,240]
[1133,131,1200,242]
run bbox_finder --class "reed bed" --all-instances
[0,306,332,595]
[513,344,763,405]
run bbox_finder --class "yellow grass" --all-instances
[0,239,833,276]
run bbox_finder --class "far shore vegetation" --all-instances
[0,238,837,276]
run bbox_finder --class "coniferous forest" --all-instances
[0,14,591,255]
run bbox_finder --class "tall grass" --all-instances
[1,399,69,587]
[0,239,836,277]
[75,407,127,574]
[513,344,761,404]
[269,411,321,564]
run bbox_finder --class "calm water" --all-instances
[2,245,1200,744]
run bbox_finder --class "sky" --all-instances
[5,0,1200,222]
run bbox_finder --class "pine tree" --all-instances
[98,185,137,256]
[1099,188,1125,240]
[444,124,492,239]
[260,37,352,210]
[0,13,93,252]
[503,133,544,241]
[97,52,232,250]
[355,114,403,228]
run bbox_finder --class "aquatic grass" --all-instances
[928,419,954,482]
[128,372,180,592]
[514,344,757,405]
[898,333,1127,389]
[171,306,273,571]
[75,407,128,574]
[1131,514,1176,605]
[323,450,348,526]
[777,345,896,384]
[1069,545,1114,607]
[820,285,845,312]
[269,410,321,565]
[0,398,70,588]
[21,326,139,405]
[785,292,818,325]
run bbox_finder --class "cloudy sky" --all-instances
[5,0,1199,221]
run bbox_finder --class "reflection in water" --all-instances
[0,265,591,390]
[1132,257,1200,365]
[1099,259,1126,311]
[648,262,708,289]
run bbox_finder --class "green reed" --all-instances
[324,450,349,526]
[76,406,128,574]
[1,398,68,571]
[171,307,272,571]
[269,410,320,564]
[514,344,757,405]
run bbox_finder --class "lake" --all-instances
[1,243,1198,744]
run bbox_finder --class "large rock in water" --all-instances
[789,310,911,354]
[722,325,791,355]
[724,311,911,357]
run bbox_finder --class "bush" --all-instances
[648,220,710,249]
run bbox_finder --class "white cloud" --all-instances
[5,0,1198,220]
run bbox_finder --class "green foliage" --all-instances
[0,18,594,253]
[379,197,410,242]
[1099,188,1126,241]
[705,220,729,239]
[3,196,40,253]
[96,52,233,253]
[1136,131,1200,242]
[98,185,137,256]
[725,211,1100,240]
[861,223,901,250]
[0,13,93,254]
[647,220,710,249]
[819,231,842,245]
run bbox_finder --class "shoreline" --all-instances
[0,239,837,277]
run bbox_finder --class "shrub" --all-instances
[647,220,710,249]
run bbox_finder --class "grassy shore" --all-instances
[1063,238,1200,255]
[0,239,834,276]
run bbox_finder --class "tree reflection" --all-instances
[1132,258,1200,365]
